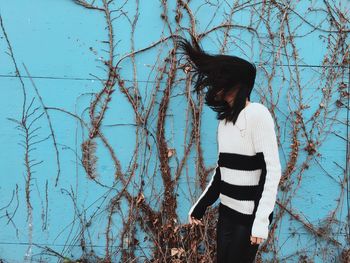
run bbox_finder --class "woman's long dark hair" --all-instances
[175,35,257,125]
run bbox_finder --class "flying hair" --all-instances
[175,35,257,124]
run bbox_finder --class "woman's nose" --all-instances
[214,90,224,101]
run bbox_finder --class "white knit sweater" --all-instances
[189,102,282,239]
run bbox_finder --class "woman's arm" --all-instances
[251,105,282,239]
[188,163,221,220]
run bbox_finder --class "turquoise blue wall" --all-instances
[0,0,349,262]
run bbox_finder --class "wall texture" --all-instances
[0,0,349,262]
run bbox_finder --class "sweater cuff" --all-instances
[251,217,269,239]
[189,205,206,220]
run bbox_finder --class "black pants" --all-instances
[216,212,259,263]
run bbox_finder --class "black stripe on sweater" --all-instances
[218,152,264,170]
[220,181,259,200]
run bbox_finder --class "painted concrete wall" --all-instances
[0,0,349,262]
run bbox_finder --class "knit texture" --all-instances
[188,102,282,239]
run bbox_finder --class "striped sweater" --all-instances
[188,102,282,239]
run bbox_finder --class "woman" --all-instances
[176,36,282,263]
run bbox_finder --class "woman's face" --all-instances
[224,88,239,106]
[215,88,239,106]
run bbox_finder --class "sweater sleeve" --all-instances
[251,106,282,239]
[188,160,221,220]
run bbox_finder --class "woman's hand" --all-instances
[184,66,191,74]
[189,215,204,226]
[250,235,264,245]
